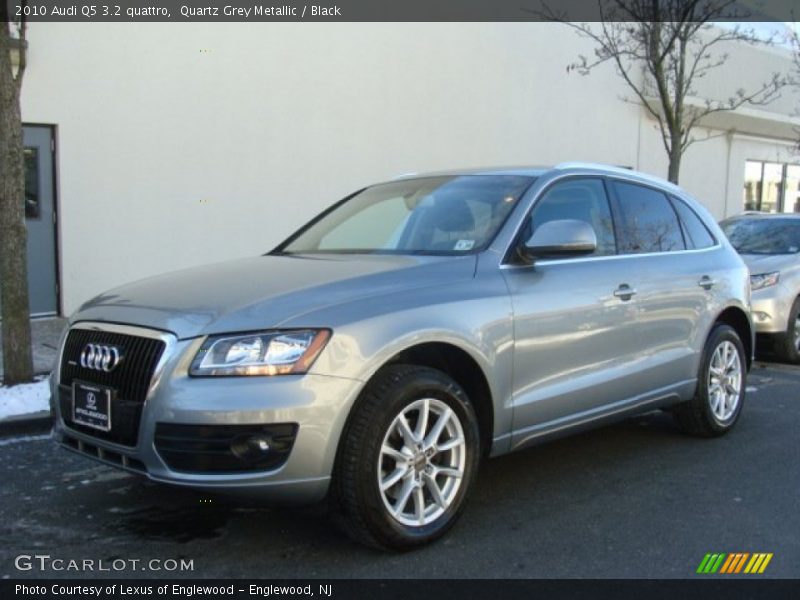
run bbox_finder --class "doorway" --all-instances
[22,124,59,316]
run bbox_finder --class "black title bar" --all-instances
[4,579,800,600]
[3,0,799,22]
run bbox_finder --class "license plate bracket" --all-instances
[72,381,113,432]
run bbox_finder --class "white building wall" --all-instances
[19,22,799,314]
[636,122,733,218]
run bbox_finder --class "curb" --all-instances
[0,410,53,438]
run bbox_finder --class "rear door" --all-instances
[607,179,711,390]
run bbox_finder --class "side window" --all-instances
[670,197,716,249]
[528,178,616,256]
[612,182,686,254]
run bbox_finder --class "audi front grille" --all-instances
[59,328,166,446]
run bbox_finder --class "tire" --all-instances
[774,297,800,364]
[332,364,480,550]
[674,324,746,437]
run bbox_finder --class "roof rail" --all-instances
[553,162,680,190]
[554,161,634,174]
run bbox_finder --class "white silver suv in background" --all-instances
[53,163,752,550]
[721,213,800,363]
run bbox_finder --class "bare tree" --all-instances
[0,5,33,385]
[543,0,789,183]
[789,24,800,152]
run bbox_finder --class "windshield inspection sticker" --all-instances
[454,240,475,251]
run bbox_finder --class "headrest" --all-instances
[418,195,475,233]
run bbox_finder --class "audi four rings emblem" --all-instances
[80,344,123,372]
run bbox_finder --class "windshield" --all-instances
[721,218,800,255]
[275,175,533,256]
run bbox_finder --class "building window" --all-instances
[785,166,800,214]
[24,147,40,219]
[743,160,800,213]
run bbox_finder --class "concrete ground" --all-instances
[0,317,66,380]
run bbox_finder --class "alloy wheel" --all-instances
[707,340,742,422]
[377,398,466,527]
[794,316,800,352]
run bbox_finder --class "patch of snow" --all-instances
[0,377,50,420]
[0,433,50,447]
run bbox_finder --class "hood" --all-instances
[739,253,797,274]
[73,254,476,339]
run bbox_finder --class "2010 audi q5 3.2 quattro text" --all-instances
[53,163,753,550]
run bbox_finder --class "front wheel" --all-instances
[332,365,480,550]
[674,324,746,437]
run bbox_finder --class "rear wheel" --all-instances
[774,297,800,364]
[675,324,746,437]
[332,364,480,550]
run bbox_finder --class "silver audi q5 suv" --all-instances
[53,163,752,549]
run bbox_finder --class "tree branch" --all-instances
[542,0,792,183]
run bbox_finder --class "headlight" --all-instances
[750,271,780,291]
[189,329,331,376]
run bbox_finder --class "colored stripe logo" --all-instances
[696,553,773,574]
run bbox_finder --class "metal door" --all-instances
[23,124,58,316]
[502,178,641,449]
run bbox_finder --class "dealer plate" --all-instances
[72,381,113,432]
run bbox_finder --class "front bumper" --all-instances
[750,286,794,335]
[52,322,364,504]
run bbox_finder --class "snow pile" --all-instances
[0,377,50,420]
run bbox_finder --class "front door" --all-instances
[23,124,59,316]
[502,177,641,449]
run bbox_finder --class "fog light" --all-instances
[753,311,771,322]
[230,435,271,462]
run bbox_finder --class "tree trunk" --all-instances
[667,135,682,184]
[0,24,34,385]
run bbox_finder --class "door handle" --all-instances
[613,285,637,300]
[698,276,717,290]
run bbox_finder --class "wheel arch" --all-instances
[714,305,754,369]
[384,342,494,456]
[340,341,496,458]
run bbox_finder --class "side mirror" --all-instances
[522,219,597,260]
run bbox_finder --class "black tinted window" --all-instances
[528,178,616,256]
[671,198,715,249]
[613,182,685,254]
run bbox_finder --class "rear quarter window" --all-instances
[670,197,716,249]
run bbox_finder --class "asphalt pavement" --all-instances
[1,362,798,579]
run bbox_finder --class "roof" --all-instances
[391,162,684,194]
[392,166,550,179]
